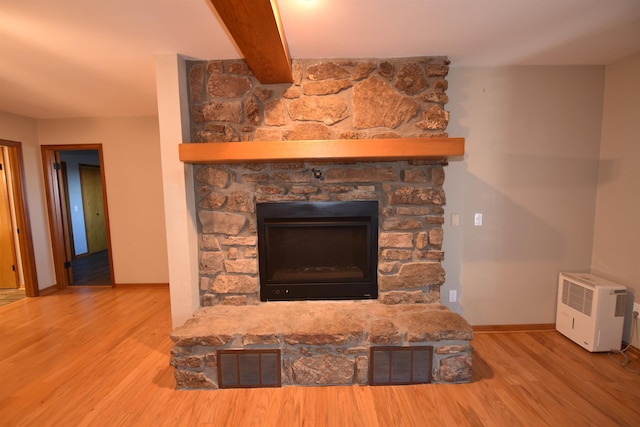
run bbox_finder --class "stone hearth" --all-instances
[170,301,473,388]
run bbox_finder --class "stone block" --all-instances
[379,232,413,248]
[198,211,247,235]
[369,319,403,344]
[429,229,443,247]
[254,128,282,141]
[207,74,250,98]
[272,172,311,183]
[379,262,445,291]
[396,206,430,216]
[378,290,429,305]
[200,234,221,250]
[353,76,418,129]
[211,274,258,294]
[170,355,203,369]
[403,169,429,183]
[302,79,352,95]
[381,218,422,230]
[378,61,394,80]
[226,191,254,213]
[307,62,350,81]
[288,96,350,125]
[174,369,217,389]
[415,232,428,249]
[353,61,376,80]
[253,87,273,103]
[224,259,258,274]
[292,354,354,385]
[200,252,225,275]
[195,166,229,188]
[325,166,397,183]
[416,105,449,130]
[198,192,226,210]
[439,354,472,383]
[199,100,243,123]
[355,356,369,384]
[381,249,412,261]
[264,99,286,126]
[189,63,203,102]
[226,61,251,75]
[436,345,472,355]
[386,186,445,205]
[395,63,428,95]
[220,236,257,246]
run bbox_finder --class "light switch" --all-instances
[474,213,483,226]
[451,213,459,226]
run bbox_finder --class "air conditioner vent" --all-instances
[614,293,627,317]
[217,349,280,388]
[369,346,432,385]
[562,279,593,316]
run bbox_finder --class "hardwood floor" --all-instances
[1,287,639,426]
[70,250,111,286]
[0,288,26,307]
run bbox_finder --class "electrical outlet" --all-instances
[449,290,457,303]
[474,213,483,226]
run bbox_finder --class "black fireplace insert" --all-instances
[257,201,378,301]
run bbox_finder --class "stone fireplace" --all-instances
[170,57,473,388]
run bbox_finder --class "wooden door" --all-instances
[0,149,19,288]
[80,165,107,254]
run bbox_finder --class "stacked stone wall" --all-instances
[188,57,450,143]
[196,160,447,305]
[187,57,452,307]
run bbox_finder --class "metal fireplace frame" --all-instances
[256,200,379,302]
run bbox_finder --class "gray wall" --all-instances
[443,66,606,326]
[592,52,640,347]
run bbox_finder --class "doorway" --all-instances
[0,140,39,297]
[41,145,114,288]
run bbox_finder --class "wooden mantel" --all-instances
[179,137,465,164]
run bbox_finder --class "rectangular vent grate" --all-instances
[217,349,281,388]
[369,346,433,386]
[562,279,593,316]
[614,293,627,317]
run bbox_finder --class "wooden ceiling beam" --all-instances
[209,0,293,83]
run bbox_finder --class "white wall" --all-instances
[443,66,605,326]
[0,111,56,290]
[592,52,640,347]
[37,117,169,285]
[155,54,200,328]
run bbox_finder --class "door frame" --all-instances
[41,144,115,289]
[0,139,39,297]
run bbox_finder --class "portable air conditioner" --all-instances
[555,272,627,352]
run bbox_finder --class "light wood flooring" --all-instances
[1,287,639,426]
[70,250,112,286]
[0,288,26,307]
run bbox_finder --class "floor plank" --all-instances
[1,287,639,426]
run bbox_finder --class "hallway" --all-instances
[70,250,111,286]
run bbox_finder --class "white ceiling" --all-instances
[1,0,639,119]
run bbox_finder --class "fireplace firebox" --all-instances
[257,201,378,301]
